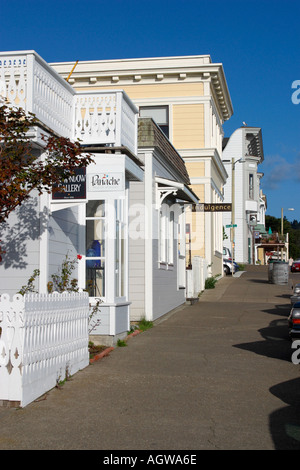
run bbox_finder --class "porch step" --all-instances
[185,297,199,305]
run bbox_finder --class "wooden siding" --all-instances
[128,180,146,321]
[48,207,80,280]
[0,194,41,295]
[172,104,205,149]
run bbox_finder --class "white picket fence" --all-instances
[0,291,90,408]
[186,256,208,299]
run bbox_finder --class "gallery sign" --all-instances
[52,168,86,200]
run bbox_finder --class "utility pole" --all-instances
[231,157,235,272]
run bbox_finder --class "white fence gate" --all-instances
[0,291,89,408]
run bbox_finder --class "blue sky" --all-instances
[1,0,300,223]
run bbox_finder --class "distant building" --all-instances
[222,126,266,264]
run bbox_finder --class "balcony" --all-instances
[0,51,138,155]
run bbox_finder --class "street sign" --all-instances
[194,203,232,212]
[226,224,237,228]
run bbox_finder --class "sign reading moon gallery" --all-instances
[52,167,86,200]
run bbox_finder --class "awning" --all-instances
[155,176,199,208]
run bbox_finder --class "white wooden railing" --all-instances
[74,90,138,154]
[0,291,89,408]
[0,51,138,155]
[0,51,74,137]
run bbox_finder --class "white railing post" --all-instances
[115,91,122,147]
[26,53,34,113]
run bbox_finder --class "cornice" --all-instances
[50,55,233,122]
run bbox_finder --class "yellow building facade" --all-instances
[51,55,233,277]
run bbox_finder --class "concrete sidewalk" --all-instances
[0,266,300,450]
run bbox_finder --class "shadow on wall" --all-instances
[0,197,51,270]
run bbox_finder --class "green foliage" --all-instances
[47,254,79,293]
[18,268,40,295]
[117,339,127,347]
[266,215,300,259]
[138,318,153,331]
[205,276,218,289]
[0,102,93,260]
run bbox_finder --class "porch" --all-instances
[0,51,137,155]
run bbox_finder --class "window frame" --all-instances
[85,200,106,299]
[139,105,169,138]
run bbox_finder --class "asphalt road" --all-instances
[1,265,300,451]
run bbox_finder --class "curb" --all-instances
[89,330,142,364]
[125,329,142,341]
[89,347,114,364]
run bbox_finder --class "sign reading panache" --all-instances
[88,172,125,192]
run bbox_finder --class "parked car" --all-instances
[291,283,300,305]
[288,302,300,339]
[291,260,300,272]
[223,258,239,275]
[223,247,232,259]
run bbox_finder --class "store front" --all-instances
[51,152,144,345]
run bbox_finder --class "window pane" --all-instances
[121,226,125,296]
[86,220,105,257]
[86,200,105,217]
[86,260,105,297]
[139,106,168,125]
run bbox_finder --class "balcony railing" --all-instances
[0,51,138,155]
[74,90,138,154]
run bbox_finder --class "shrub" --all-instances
[205,276,218,289]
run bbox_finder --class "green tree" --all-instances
[0,102,93,259]
[265,214,300,259]
[0,102,92,224]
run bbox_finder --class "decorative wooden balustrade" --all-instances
[0,291,89,407]
[0,51,138,155]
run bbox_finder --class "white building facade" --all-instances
[51,55,233,279]
[0,50,196,345]
[222,126,265,264]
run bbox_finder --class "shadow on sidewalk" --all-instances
[269,377,300,449]
[233,317,292,363]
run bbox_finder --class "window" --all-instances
[159,204,167,262]
[115,199,126,298]
[168,211,174,265]
[249,174,254,199]
[139,105,169,138]
[85,200,105,297]
[159,203,174,266]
